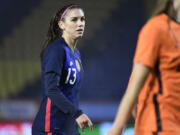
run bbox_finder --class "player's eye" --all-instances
[71,18,78,22]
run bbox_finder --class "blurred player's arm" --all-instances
[107,63,150,135]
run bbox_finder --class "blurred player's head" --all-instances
[152,0,180,17]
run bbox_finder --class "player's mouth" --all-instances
[76,29,83,32]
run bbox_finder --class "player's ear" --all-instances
[58,21,65,30]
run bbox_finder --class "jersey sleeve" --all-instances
[133,18,162,69]
[43,43,82,118]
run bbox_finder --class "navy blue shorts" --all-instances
[32,116,80,135]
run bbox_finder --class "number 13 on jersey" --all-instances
[65,68,77,85]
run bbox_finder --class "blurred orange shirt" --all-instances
[133,13,180,135]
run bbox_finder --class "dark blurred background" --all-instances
[0,0,157,134]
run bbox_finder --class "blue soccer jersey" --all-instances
[32,38,83,135]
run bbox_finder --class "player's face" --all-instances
[59,8,85,40]
[173,0,180,12]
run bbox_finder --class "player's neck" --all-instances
[62,35,77,52]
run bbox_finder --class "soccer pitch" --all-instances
[79,125,99,135]
[79,123,134,135]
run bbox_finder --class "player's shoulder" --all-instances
[145,13,169,30]
[44,38,66,58]
[46,38,65,53]
[48,38,65,51]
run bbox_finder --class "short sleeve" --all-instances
[133,18,162,69]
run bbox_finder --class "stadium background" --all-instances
[0,0,157,134]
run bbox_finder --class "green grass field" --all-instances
[79,124,134,135]
[79,125,99,135]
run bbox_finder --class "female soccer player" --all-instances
[32,4,93,135]
[107,0,180,135]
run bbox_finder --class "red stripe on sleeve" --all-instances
[45,97,51,132]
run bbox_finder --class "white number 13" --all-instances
[65,68,77,85]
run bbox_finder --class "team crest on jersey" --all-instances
[70,61,73,66]
[75,59,81,72]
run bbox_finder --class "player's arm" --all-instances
[45,72,83,116]
[107,63,150,135]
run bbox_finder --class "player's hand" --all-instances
[76,114,93,131]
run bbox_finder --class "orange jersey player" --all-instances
[107,0,180,135]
